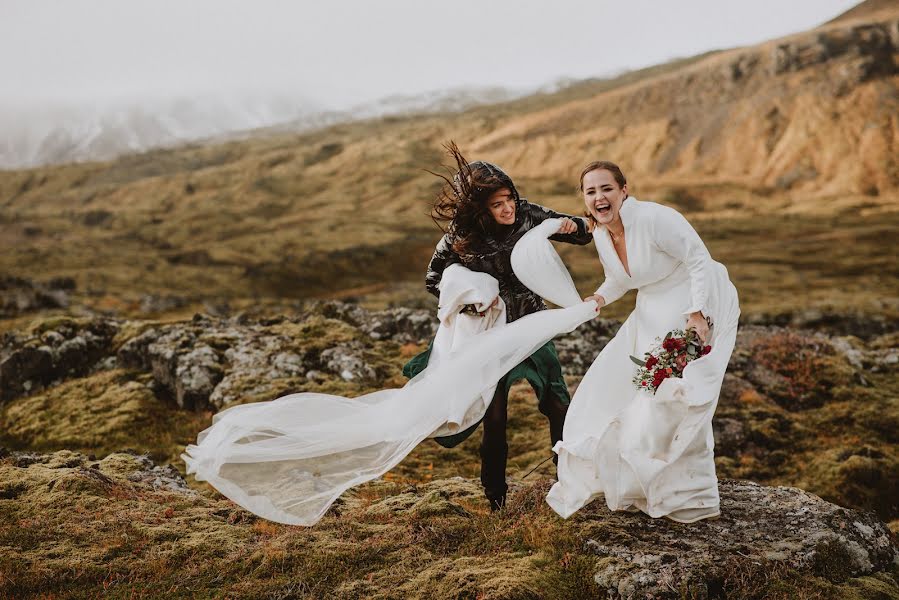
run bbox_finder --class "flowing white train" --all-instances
[182,218,596,526]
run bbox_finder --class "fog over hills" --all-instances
[0,85,529,170]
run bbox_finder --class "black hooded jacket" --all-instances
[425,197,593,322]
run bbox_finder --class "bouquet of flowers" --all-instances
[630,329,711,394]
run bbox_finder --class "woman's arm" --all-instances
[425,234,463,298]
[525,201,593,245]
[592,276,629,308]
[653,205,712,317]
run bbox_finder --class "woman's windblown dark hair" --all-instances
[429,141,519,255]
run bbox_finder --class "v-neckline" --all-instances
[605,227,633,279]
[602,199,632,278]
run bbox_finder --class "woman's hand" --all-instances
[686,311,710,344]
[557,218,578,234]
[480,296,500,317]
[583,294,606,314]
[460,297,499,317]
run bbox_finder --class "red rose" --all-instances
[702,345,712,356]
[652,369,669,387]
[645,355,659,369]
[663,337,686,352]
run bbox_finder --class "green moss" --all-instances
[533,553,602,600]
[270,316,358,351]
[794,447,899,521]
[748,331,856,409]
[696,557,899,600]
[0,370,211,467]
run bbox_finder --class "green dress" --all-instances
[402,340,570,448]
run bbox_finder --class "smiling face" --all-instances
[582,169,628,227]
[486,188,516,225]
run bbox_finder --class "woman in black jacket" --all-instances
[405,142,593,510]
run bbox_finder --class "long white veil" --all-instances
[182,219,597,526]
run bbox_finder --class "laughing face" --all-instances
[582,169,628,227]
[486,188,516,225]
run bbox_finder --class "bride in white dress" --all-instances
[546,162,740,523]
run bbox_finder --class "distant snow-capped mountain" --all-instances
[0,85,530,170]
[0,94,320,169]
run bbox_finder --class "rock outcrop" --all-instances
[0,275,74,318]
[0,316,118,402]
[586,479,897,597]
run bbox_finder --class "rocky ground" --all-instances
[1,449,897,599]
[0,301,897,597]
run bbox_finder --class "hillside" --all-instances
[1,8,897,326]
[828,0,899,24]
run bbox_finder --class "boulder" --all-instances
[0,317,118,402]
[0,276,75,318]
[119,324,223,410]
[584,479,897,597]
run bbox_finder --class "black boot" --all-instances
[480,439,509,511]
[481,383,509,511]
[486,493,506,512]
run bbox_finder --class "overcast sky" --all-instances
[0,0,860,111]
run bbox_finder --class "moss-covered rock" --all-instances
[0,315,118,402]
[0,369,210,466]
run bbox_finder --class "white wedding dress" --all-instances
[546,197,740,523]
[183,218,597,526]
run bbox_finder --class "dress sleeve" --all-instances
[653,205,712,315]
[594,271,629,306]
[524,201,593,245]
[425,234,462,298]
